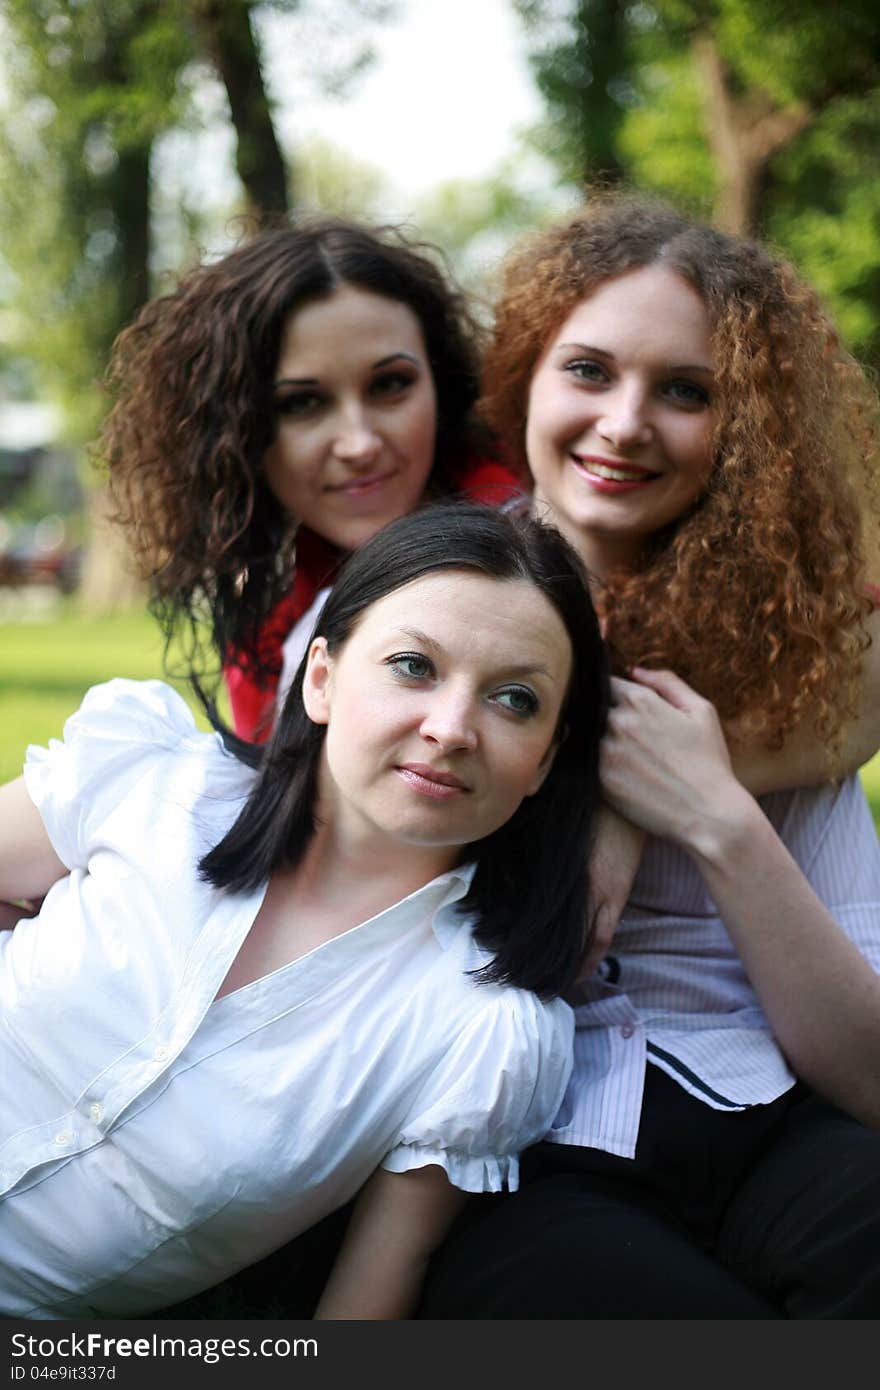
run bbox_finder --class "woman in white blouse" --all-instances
[420,193,880,1319]
[0,501,609,1321]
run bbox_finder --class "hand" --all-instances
[600,667,742,850]
[578,804,646,979]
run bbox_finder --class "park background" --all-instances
[0,0,878,825]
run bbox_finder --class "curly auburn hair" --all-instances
[483,190,880,751]
[98,216,484,680]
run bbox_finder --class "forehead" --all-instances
[349,569,572,673]
[278,285,427,363]
[546,264,712,362]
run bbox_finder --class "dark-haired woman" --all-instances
[0,503,608,1320]
[419,194,880,1319]
[101,220,517,742]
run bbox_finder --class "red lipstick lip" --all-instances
[396,763,469,797]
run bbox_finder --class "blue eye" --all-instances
[387,652,434,681]
[493,686,539,718]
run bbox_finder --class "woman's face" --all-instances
[525,264,715,578]
[263,285,438,551]
[302,569,572,871]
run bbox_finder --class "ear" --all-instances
[525,738,559,797]
[301,637,333,726]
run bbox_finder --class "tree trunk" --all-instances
[78,37,154,615]
[577,0,628,186]
[111,145,152,332]
[692,32,813,236]
[193,0,290,216]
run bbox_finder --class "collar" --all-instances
[428,861,477,950]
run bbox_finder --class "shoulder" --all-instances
[61,678,202,745]
[26,677,238,809]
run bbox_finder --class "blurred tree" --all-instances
[191,0,288,214]
[515,0,633,185]
[0,0,189,434]
[0,0,392,607]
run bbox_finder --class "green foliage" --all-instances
[617,51,715,214]
[765,96,880,364]
[294,133,388,220]
[413,154,576,297]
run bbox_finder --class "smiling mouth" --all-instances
[327,470,397,496]
[571,456,660,488]
[396,764,469,799]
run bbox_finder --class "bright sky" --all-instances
[261,0,542,214]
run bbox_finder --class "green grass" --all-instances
[0,602,224,784]
[2,602,879,832]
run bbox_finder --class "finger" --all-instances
[629,665,705,711]
[608,674,651,707]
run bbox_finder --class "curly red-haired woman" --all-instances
[421,192,880,1320]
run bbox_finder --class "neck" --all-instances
[296,817,460,913]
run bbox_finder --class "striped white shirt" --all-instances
[549,776,880,1158]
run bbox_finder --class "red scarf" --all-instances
[225,455,523,741]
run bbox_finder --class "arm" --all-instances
[727,604,880,795]
[0,777,67,904]
[601,667,880,1130]
[581,605,880,971]
[314,1165,466,1320]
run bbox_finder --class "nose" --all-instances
[597,384,652,451]
[419,685,478,754]
[332,405,382,468]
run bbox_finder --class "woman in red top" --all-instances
[101,219,517,741]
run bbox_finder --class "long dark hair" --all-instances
[200,501,609,998]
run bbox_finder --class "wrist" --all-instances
[677,780,765,867]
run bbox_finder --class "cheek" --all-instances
[263,430,315,502]
[399,393,439,474]
[492,730,555,797]
[527,379,581,455]
[679,423,714,487]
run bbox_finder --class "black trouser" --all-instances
[419,1064,880,1319]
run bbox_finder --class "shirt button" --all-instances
[620,1024,635,1039]
[89,1102,104,1123]
[153,1045,169,1062]
[54,1131,73,1146]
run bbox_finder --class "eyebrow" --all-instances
[274,351,422,388]
[392,627,558,681]
[555,342,714,374]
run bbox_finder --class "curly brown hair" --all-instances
[98,216,485,680]
[483,190,880,751]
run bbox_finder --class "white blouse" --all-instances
[0,680,573,1319]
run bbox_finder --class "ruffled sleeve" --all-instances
[22,679,203,870]
[382,991,574,1194]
